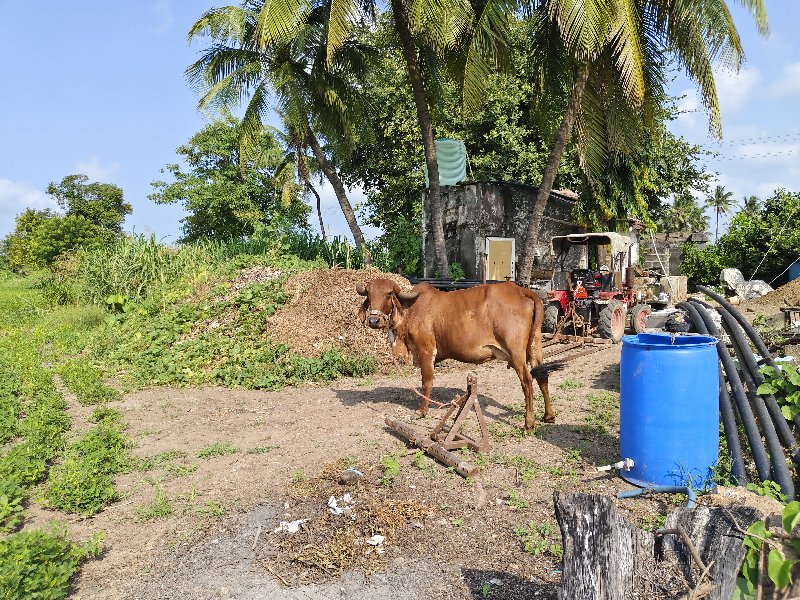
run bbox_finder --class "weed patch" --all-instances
[197,442,239,459]
[57,360,120,405]
[0,527,103,600]
[586,391,620,433]
[136,487,173,521]
[45,424,129,515]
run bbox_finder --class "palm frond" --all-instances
[255,0,312,46]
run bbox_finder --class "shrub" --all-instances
[45,424,129,515]
[0,526,103,600]
[57,360,120,405]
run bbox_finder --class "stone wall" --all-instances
[422,182,584,278]
[638,231,708,275]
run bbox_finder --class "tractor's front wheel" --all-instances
[631,303,652,334]
[599,300,627,343]
[543,304,560,333]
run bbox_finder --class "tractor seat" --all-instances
[571,269,600,291]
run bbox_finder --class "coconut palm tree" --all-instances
[666,193,708,233]
[270,115,327,236]
[517,0,769,283]
[706,184,735,241]
[253,0,509,276]
[187,3,372,262]
[741,194,761,215]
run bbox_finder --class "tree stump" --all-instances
[660,505,760,600]
[554,492,761,600]
[554,492,654,600]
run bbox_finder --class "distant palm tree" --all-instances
[706,185,735,241]
[667,194,708,233]
[742,195,761,215]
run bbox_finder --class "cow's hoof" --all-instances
[524,423,537,433]
[416,409,428,419]
[543,415,556,424]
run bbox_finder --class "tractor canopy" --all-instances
[550,231,635,281]
[550,232,631,256]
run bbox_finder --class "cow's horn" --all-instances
[356,283,367,296]
[397,290,420,301]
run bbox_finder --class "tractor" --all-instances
[542,232,656,343]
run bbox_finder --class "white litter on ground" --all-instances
[274,519,307,534]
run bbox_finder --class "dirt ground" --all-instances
[28,344,668,600]
[33,267,798,600]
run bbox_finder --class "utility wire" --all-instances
[749,204,799,282]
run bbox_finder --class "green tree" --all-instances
[577,100,712,229]
[339,18,710,253]
[187,3,372,261]
[46,174,131,233]
[271,114,326,237]
[706,184,735,241]
[254,0,509,276]
[518,0,769,283]
[660,194,708,233]
[680,189,800,285]
[3,175,131,271]
[741,194,761,215]
[150,115,308,243]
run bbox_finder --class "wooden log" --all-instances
[385,416,479,478]
[554,492,654,600]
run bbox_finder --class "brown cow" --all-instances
[356,278,555,430]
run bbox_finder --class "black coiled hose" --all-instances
[679,301,749,484]
[716,307,795,499]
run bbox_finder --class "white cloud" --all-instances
[0,179,58,236]
[714,67,760,113]
[150,0,174,34]
[75,158,120,182]
[769,63,800,99]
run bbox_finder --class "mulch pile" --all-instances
[752,277,800,307]
[266,267,412,365]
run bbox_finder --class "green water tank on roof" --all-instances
[424,139,467,187]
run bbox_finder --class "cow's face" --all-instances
[356,278,419,330]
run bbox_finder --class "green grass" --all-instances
[45,424,130,515]
[57,360,120,405]
[90,275,377,390]
[558,379,584,390]
[0,275,119,598]
[586,391,620,433]
[380,454,401,486]
[247,445,278,455]
[505,490,530,509]
[0,527,103,599]
[197,442,239,459]
[514,522,563,558]
[136,487,173,521]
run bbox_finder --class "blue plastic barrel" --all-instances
[619,332,719,490]
[789,262,800,282]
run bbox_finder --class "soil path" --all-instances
[35,347,632,600]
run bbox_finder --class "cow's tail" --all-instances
[519,287,546,370]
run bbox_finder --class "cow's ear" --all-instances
[358,298,369,324]
[390,295,405,328]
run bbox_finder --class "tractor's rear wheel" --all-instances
[543,304,560,333]
[631,303,652,334]
[599,300,627,343]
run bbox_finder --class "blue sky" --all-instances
[1,2,798,243]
